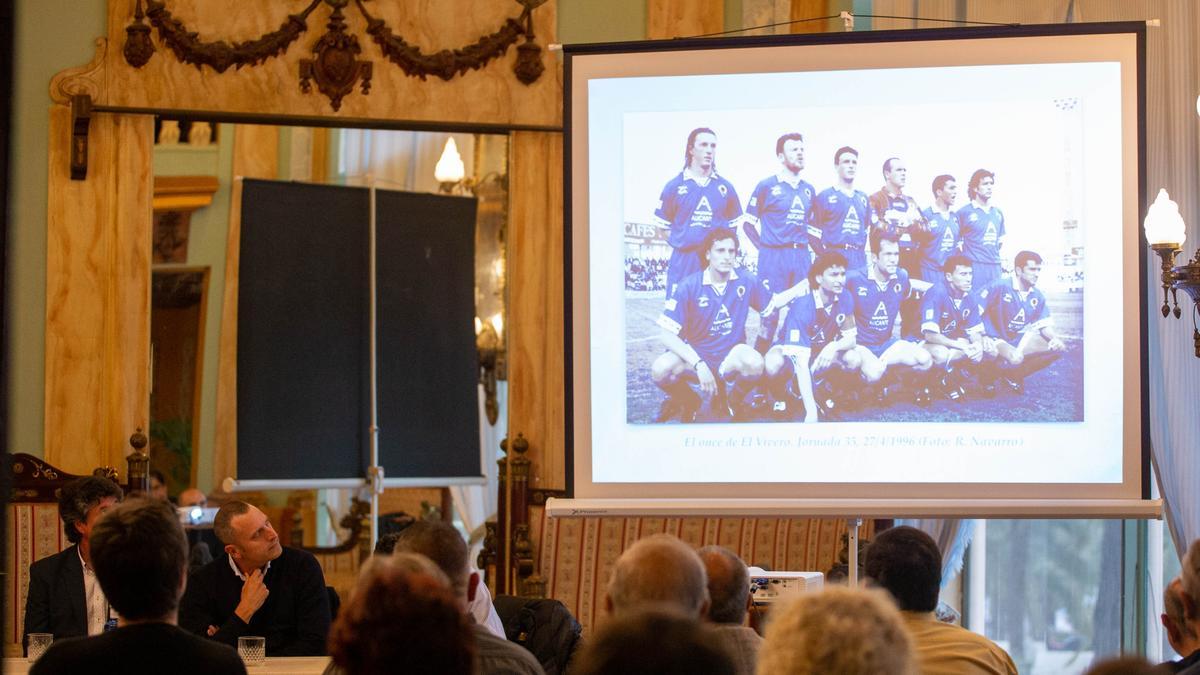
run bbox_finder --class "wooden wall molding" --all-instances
[44,110,153,474]
[647,0,724,39]
[212,125,280,494]
[152,174,219,212]
[507,131,564,490]
[49,38,108,105]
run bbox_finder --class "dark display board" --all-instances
[376,190,481,478]
[237,179,480,482]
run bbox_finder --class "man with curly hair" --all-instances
[24,476,123,647]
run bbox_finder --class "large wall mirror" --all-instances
[148,119,510,543]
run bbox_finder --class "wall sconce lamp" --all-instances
[1143,188,1200,355]
[436,137,467,193]
[476,314,506,425]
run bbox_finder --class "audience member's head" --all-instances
[1183,538,1200,620]
[59,475,124,546]
[698,546,750,625]
[606,534,710,619]
[1164,577,1200,658]
[1082,655,1163,675]
[391,521,476,605]
[89,498,189,623]
[863,526,942,613]
[757,586,916,675]
[572,608,735,675]
[178,488,207,508]
[213,501,282,572]
[329,552,475,675]
[149,469,169,501]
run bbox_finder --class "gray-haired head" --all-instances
[607,534,710,619]
[698,546,751,625]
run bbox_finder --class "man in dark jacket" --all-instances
[24,476,123,647]
[179,501,331,656]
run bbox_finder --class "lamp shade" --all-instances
[1144,188,1186,247]
[435,137,466,184]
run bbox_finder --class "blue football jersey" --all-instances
[918,206,961,272]
[807,187,875,251]
[654,171,743,251]
[920,281,983,340]
[957,203,1006,265]
[978,278,1051,342]
[657,268,771,364]
[847,268,911,347]
[746,175,815,247]
[780,289,855,351]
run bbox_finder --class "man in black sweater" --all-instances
[31,498,245,675]
[179,501,331,656]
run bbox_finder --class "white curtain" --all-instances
[337,128,499,541]
[869,0,1200,557]
[338,129,475,193]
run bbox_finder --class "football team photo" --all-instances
[621,91,1091,425]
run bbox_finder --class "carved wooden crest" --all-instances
[122,0,546,111]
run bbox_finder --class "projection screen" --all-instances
[560,23,1152,517]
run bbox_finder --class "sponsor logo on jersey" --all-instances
[711,305,733,336]
[842,207,861,233]
[871,301,890,327]
[790,195,806,211]
[1012,308,1026,324]
[940,228,955,250]
[695,196,713,213]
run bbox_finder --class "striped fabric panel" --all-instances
[537,515,869,635]
[6,504,69,657]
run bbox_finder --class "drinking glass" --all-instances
[238,636,266,667]
[27,633,53,663]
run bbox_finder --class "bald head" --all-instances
[698,546,751,625]
[178,488,206,508]
[606,534,710,618]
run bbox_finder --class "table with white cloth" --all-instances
[4,656,331,674]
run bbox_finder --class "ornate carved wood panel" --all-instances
[99,0,561,127]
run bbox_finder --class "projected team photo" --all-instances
[624,102,1086,425]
